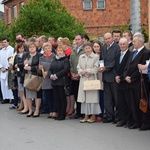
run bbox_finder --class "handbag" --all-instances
[24,74,42,91]
[83,74,101,91]
[139,72,148,113]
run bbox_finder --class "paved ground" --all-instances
[0,103,150,150]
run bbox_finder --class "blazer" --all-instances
[50,55,70,86]
[124,47,150,89]
[100,42,120,82]
[114,50,131,90]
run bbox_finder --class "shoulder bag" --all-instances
[139,72,148,113]
[24,73,42,91]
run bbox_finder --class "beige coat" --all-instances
[77,52,99,103]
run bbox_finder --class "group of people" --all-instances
[0,30,150,131]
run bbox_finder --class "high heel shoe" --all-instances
[66,110,75,116]
[26,112,33,117]
[33,113,40,118]
[18,110,29,114]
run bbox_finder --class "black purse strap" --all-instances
[140,72,148,101]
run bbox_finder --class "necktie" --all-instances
[119,52,123,63]
[107,45,110,50]
[132,50,138,61]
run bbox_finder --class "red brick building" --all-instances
[1,0,149,36]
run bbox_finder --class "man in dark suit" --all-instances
[114,37,131,127]
[122,30,133,48]
[99,32,120,123]
[124,32,150,129]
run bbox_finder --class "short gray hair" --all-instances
[133,32,145,43]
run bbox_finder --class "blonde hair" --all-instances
[42,42,52,49]
[61,37,70,46]
[56,45,65,52]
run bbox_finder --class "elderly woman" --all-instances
[50,45,70,120]
[23,42,42,117]
[39,42,56,118]
[77,42,101,123]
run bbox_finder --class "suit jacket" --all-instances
[124,47,150,89]
[100,42,120,82]
[114,50,131,90]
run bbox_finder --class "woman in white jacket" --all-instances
[77,42,101,123]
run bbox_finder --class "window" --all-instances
[97,0,105,9]
[13,5,17,18]
[8,8,11,24]
[20,2,24,7]
[83,0,92,10]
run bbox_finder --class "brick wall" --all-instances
[3,0,148,37]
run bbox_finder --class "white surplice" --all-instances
[0,46,14,99]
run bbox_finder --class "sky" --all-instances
[0,0,4,12]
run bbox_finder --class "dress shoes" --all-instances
[87,119,96,123]
[26,112,33,117]
[103,119,113,123]
[69,114,80,119]
[116,121,126,127]
[9,105,18,110]
[112,119,119,124]
[96,117,104,122]
[129,124,141,129]
[33,114,40,118]
[47,115,53,119]
[1,99,9,104]
[18,111,29,114]
[80,118,88,123]
[139,125,150,131]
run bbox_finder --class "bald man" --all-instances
[99,32,120,123]
[114,38,131,127]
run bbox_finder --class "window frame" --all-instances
[83,0,92,10]
[97,0,106,10]
[7,8,11,24]
[13,5,17,19]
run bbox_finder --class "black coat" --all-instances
[114,50,131,90]
[50,55,70,86]
[124,47,150,89]
[22,52,42,75]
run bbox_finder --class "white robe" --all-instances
[0,46,14,99]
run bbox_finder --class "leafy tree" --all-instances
[0,20,11,41]
[11,0,86,41]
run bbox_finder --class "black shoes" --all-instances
[103,119,114,123]
[1,99,9,104]
[9,105,18,110]
[55,116,65,121]
[18,111,29,114]
[139,125,150,131]
[69,114,83,119]
[129,124,141,129]
[33,114,40,118]
[116,121,126,127]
